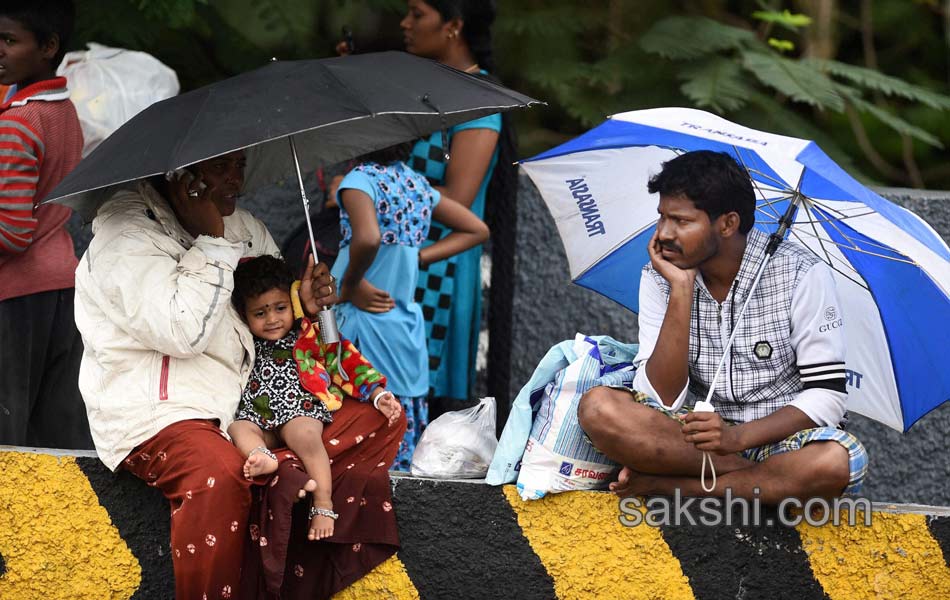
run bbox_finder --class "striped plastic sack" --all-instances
[516,334,637,501]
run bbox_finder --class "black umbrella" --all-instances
[44,51,540,342]
[44,51,539,218]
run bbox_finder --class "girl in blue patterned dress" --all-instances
[331,142,489,470]
[400,0,518,413]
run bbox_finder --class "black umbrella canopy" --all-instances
[44,51,540,219]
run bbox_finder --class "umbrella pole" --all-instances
[695,195,801,491]
[702,194,800,403]
[288,136,341,345]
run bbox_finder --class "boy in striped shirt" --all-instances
[0,0,91,448]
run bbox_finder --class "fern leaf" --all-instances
[741,51,844,111]
[496,6,599,37]
[678,58,753,113]
[640,16,757,60]
[742,91,872,183]
[842,91,944,148]
[803,59,950,111]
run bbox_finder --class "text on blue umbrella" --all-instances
[566,178,606,237]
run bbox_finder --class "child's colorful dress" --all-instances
[235,317,386,429]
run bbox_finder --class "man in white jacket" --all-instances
[578,151,867,506]
[74,150,339,598]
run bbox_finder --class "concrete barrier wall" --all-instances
[66,181,950,508]
[2,448,950,600]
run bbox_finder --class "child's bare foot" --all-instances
[308,504,337,540]
[244,447,278,479]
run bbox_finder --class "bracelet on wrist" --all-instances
[372,388,390,409]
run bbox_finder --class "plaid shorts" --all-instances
[627,392,869,497]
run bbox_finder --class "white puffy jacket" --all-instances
[74,181,278,469]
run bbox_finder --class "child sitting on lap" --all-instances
[227,255,401,540]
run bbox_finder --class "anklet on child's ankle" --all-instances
[249,446,277,462]
[309,506,339,520]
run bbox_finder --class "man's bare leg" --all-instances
[578,386,754,480]
[619,441,850,503]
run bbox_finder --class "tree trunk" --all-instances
[797,0,838,59]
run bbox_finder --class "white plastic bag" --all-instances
[57,43,179,157]
[410,397,498,479]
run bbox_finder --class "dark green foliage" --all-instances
[70,1,950,188]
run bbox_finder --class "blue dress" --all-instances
[410,96,502,401]
[332,161,441,470]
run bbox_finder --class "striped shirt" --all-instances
[0,77,83,300]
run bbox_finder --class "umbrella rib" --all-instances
[804,196,865,220]
[790,217,916,257]
[786,224,862,282]
[750,182,791,194]
[170,88,215,170]
[788,230,870,289]
[755,194,795,221]
[799,201,838,267]
[321,62,379,118]
[809,204,916,260]
[756,194,792,208]
[746,168,792,193]
[790,210,879,223]
[790,226,918,265]
[733,149,791,225]
[734,148,803,227]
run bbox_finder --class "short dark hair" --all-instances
[647,150,756,234]
[232,255,295,315]
[0,0,75,67]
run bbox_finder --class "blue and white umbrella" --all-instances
[521,107,950,432]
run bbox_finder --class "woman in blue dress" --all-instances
[332,142,488,470]
[400,0,519,412]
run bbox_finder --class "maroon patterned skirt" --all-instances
[241,397,407,599]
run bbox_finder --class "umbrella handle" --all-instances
[694,400,717,493]
[316,306,340,345]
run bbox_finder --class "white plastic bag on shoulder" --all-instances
[410,397,498,479]
[58,43,179,157]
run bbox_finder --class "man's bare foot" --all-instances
[308,504,336,540]
[608,466,658,497]
[244,447,279,479]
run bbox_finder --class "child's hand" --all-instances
[373,389,402,426]
[343,279,395,313]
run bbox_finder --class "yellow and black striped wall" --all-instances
[1,448,948,599]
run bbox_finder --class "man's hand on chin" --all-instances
[648,231,697,289]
